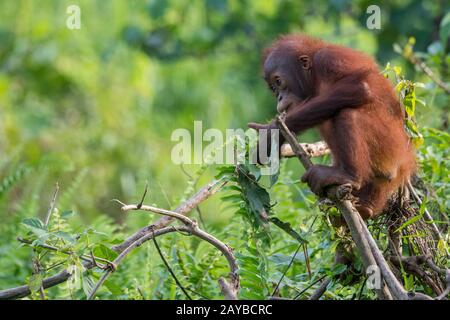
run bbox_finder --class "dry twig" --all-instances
[87,196,239,300]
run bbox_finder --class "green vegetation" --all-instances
[0,0,448,300]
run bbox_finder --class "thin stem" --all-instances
[44,182,59,226]
[293,275,327,300]
[151,230,192,300]
[271,244,302,297]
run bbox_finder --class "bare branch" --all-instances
[121,203,193,225]
[281,141,330,158]
[293,275,327,300]
[0,270,72,299]
[218,278,238,300]
[17,237,110,267]
[87,200,239,300]
[44,182,59,226]
[390,255,450,299]
[112,179,225,253]
[404,51,450,94]
[87,226,178,300]
[137,182,148,209]
[309,278,331,300]
[276,115,313,169]
[356,214,410,299]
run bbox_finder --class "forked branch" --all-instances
[87,198,239,300]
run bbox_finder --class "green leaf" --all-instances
[439,12,450,45]
[215,165,236,179]
[221,194,242,203]
[331,263,347,275]
[22,218,46,230]
[82,273,95,297]
[22,218,47,237]
[222,185,241,192]
[52,231,77,244]
[403,90,416,117]
[437,239,448,256]
[269,252,305,266]
[404,274,414,291]
[93,244,118,261]
[109,238,124,245]
[236,165,271,231]
[85,228,108,237]
[61,210,75,219]
[395,213,423,233]
[104,279,122,295]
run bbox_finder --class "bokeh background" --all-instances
[0,0,448,298]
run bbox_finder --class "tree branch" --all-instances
[355,214,410,299]
[308,277,331,300]
[404,51,450,94]
[390,255,450,300]
[87,200,239,300]
[280,141,330,158]
[0,270,72,299]
[112,179,225,253]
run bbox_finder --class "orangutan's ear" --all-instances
[298,55,312,70]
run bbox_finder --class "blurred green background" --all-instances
[0,0,448,296]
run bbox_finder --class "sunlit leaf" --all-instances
[22,218,47,237]
[93,244,118,261]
